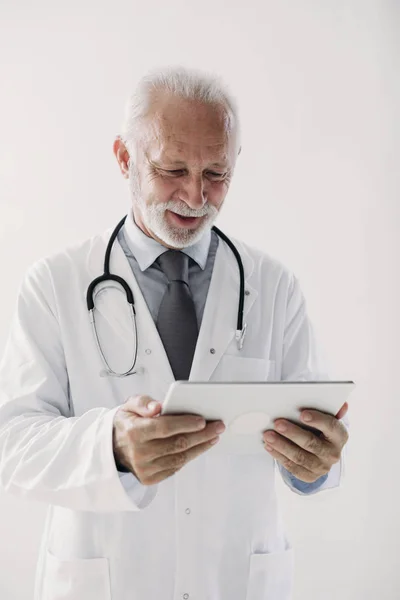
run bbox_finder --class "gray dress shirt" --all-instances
[117,212,219,330]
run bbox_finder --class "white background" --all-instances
[0,1,399,598]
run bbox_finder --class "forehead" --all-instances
[141,96,236,164]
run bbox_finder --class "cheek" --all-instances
[143,177,175,203]
[209,182,229,208]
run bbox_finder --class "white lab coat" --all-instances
[0,225,345,600]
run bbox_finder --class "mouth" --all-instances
[167,210,204,228]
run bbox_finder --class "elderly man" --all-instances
[0,66,348,600]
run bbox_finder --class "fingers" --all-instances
[299,409,349,447]
[133,422,224,484]
[270,419,332,461]
[124,395,162,417]
[124,396,208,442]
[143,436,221,485]
[147,420,224,458]
[265,445,321,483]
[139,414,209,443]
[263,430,325,473]
[335,402,349,420]
[120,394,225,485]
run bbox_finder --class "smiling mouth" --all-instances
[167,210,204,227]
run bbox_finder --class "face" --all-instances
[114,95,239,249]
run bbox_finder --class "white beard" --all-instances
[128,166,219,248]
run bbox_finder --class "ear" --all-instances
[113,137,130,179]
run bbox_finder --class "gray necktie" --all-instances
[156,250,199,380]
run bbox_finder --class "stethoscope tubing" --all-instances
[87,215,246,377]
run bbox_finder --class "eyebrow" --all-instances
[209,162,229,169]
[152,159,228,170]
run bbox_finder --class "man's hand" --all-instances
[263,402,349,483]
[113,395,225,485]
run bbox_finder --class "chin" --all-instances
[160,230,199,249]
[155,222,207,249]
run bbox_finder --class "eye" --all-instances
[207,171,225,179]
[162,169,226,179]
[164,169,185,176]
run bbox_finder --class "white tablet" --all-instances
[161,380,355,455]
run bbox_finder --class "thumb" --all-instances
[124,395,161,417]
[336,402,349,420]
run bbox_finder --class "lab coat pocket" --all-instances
[42,549,111,600]
[245,546,294,600]
[214,355,275,382]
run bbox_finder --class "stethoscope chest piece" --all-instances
[235,322,247,351]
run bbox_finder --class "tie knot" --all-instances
[157,250,189,284]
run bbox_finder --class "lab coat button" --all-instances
[245,289,250,296]
[185,508,191,514]
[183,595,189,599]
[145,349,152,354]
[210,348,215,354]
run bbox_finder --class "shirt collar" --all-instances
[122,208,212,272]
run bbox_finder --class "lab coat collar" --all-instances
[123,208,212,271]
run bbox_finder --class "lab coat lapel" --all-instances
[189,237,258,381]
[87,227,175,385]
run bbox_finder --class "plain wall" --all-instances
[1,1,399,598]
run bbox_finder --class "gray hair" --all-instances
[119,66,240,159]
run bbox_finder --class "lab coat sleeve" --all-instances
[0,260,157,512]
[277,273,349,496]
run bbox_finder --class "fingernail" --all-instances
[275,421,287,432]
[302,411,312,422]
[148,401,158,411]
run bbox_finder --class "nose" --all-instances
[182,174,207,209]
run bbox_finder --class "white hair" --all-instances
[119,65,240,159]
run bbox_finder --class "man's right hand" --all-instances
[112,395,226,485]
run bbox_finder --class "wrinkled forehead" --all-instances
[140,96,238,164]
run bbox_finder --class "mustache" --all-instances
[163,200,214,218]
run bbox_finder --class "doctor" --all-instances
[0,66,349,600]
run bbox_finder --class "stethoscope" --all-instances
[86,214,247,377]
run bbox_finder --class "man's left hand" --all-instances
[263,402,349,483]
